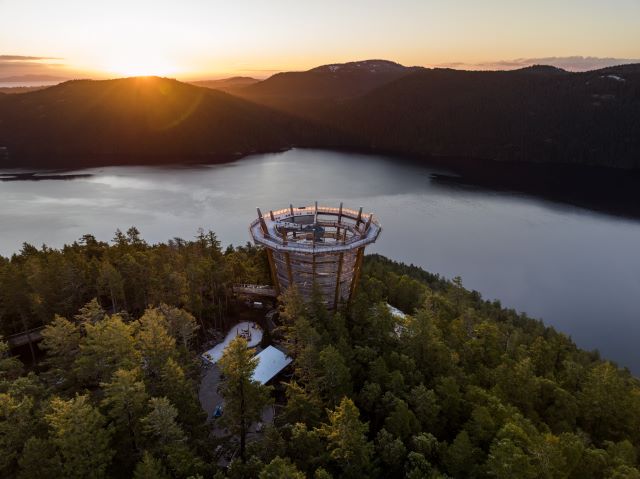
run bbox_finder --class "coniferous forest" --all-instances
[1,229,639,478]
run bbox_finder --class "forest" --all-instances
[1,229,640,478]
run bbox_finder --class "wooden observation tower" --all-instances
[250,202,382,308]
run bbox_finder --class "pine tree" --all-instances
[260,456,305,479]
[157,357,203,427]
[141,397,204,477]
[17,437,62,479]
[157,304,199,350]
[141,397,185,446]
[0,341,22,383]
[0,391,36,475]
[39,316,80,387]
[218,336,272,462]
[132,451,170,479]
[318,397,373,478]
[45,395,114,479]
[282,380,322,426]
[135,309,176,381]
[318,345,352,407]
[74,298,106,326]
[100,368,148,452]
[74,314,138,386]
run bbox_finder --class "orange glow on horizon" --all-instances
[99,53,181,78]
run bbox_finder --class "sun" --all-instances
[101,52,180,78]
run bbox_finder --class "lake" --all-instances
[1,149,639,372]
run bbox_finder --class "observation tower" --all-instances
[250,202,381,308]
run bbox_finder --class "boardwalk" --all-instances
[2,326,43,348]
[232,284,277,297]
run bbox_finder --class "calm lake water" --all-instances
[2,149,639,372]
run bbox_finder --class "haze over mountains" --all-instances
[1,59,639,169]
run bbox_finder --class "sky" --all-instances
[1,0,640,80]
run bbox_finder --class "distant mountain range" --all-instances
[240,60,419,103]
[1,60,639,169]
[0,74,68,83]
[189,76,260,93]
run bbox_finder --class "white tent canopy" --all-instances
[201,321,263,364]
[386,303,407,318]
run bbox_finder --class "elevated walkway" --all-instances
[2,326,44,348]
[232,284,277,298]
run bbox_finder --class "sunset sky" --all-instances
[2,0,640,80]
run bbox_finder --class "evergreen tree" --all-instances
[132,451,171,479]
[260,456,306,479]
[0,341,22,383]
[218,337,272,462]
[318,345,352,407]
[0,390,37,475]
[135,309,176,381]
[40,316,80,387]
[281,380,323,426]
[100,368,148,453]
[141,396,185,446]
[74,314,138,386]
[318,397,373,478]
[157,304,199,350]
[45,395,114,479]
[375,428,407,473]
[17,437,62,479]
[74,298,106,325]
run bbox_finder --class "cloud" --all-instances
[0,54,72,81]
[434,56,640,72]
[0,55,61,61]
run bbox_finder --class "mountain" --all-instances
[236,60,421,112]
[234,59,640,169]
[0,76,326,168]
[0,85,51,95]
[324,64,640,168]
[0,74,68,82]
[513,64,569,76]
[190,76,260,93]
[1,61,640,170]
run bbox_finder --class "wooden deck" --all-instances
[2,326,44,348]
[232,284,278,298]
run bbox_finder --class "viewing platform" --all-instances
[250,202,381,308]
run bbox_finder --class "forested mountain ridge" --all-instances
[322,64,640,169]
[237,60,419,106]
[1,61,640,169]
[1,230,639,478]
[0,76,330,168]
[190,76,260,93]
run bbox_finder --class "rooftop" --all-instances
[252,345,292,384]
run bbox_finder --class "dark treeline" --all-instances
[1,233,639,478]
[0,228,271,338]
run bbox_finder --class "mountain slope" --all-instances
[236,60,421,112]
[190,76,260,93]
[326,64,640,168]
[1,63,639,170]
[0,76,323,168]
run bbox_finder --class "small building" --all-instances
[252,345,292,385]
